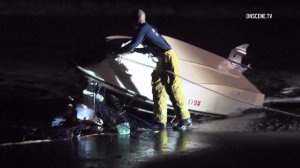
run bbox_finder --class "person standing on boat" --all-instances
[123,9,192,131]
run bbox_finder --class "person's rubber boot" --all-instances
[173,118,192,131]
[152,122,167,132]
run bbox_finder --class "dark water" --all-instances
[0,16,300,140]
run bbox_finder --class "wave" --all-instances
[264,96,300,104]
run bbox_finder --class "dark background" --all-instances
[1,0,300,67]
[0,0,300,132]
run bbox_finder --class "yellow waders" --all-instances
[151,49,191,123]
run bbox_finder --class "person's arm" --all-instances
[128,26,147,52]
[112,25,147,55]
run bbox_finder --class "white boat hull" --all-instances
[83,35,265,116]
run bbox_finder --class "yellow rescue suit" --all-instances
[151,49,191,123]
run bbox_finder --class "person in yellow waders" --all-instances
[123,9,192,131]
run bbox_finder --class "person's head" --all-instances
[131,9,146,28]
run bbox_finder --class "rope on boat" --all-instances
[164,69,300,118]
[120,56,300,118]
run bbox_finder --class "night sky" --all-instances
[1,0,299,68]
[0,0,299,17]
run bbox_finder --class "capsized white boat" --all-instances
[77,35,265,117]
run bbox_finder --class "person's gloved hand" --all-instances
[125,50,134,55]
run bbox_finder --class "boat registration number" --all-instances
[188,99,201,106]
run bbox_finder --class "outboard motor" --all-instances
[227,44,251,73]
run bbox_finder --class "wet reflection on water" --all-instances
[70,129,211,168]
[153,130,210,153]
[2,119,300,168]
